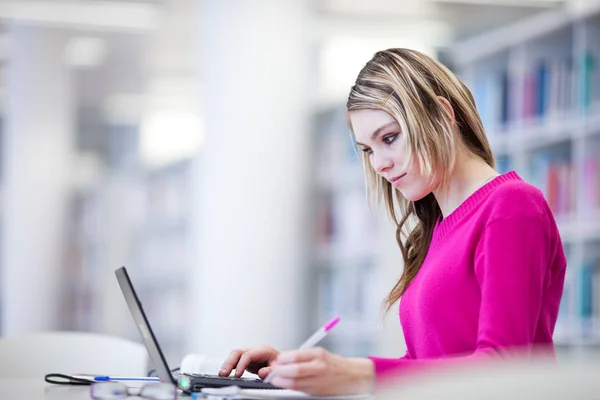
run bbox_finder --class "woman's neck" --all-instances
[433,153,499,219]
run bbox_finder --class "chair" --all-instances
[0,331,148,378]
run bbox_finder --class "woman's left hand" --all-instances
[267,347,374,396]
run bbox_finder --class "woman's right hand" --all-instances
[218,346,280,379]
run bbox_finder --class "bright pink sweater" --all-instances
[369,171,567,381]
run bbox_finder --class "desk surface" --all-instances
[0,379,92,400]
[0,379,374,400]
[0,379,188,400]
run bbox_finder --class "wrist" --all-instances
[347,358,375,394]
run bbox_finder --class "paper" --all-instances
[198,385,373,400]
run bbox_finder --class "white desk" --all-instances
[0,379,92,400]
[0,379,189,400]
[0,379,377,399]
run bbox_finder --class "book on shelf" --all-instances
[472,72,503,134]
[314,190,378,258]
[469,51,599,137]
[315,196,334,245]
[556,255,600,342]
[577,258,600,338]
[583,153,600,212]
[558,269,572,321]
[528,151,574,218]
[579,52,595,111]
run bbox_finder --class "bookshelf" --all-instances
[309,107,388,358]
[443,3,600,355]
[60,124,193,367]
[61,179,105,332]
[128,158,192,367]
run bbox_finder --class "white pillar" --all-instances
[189,0,312,358]
[1,25,73,335]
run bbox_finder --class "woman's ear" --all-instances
[437,96,455,127]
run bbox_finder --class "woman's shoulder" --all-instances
[483,175,551,220]
[489,176,545,201]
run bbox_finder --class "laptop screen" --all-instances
[115,266,175,384]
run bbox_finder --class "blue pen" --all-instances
[93,376,161,382]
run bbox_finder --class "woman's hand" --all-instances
[268,347,375,396]
[218,346,280,379]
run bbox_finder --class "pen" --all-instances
[92,376,161,382]
[264,316,340,383]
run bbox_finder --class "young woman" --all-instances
[217,48,567,396]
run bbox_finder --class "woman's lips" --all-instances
[389,173,407,185]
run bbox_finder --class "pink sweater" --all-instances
[369,171,567,381]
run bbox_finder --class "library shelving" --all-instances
[61,176,105,333]
[128,158,192,367]
[309,107,388,358]
[60,126,193,367]
[443,3,600,355]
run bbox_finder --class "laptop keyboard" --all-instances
[181,372,264,383]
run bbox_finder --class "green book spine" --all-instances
[580,52,595,111]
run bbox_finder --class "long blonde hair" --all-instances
[346,48,495,312]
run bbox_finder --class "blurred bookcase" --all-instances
[309,107,388,358]
[443,3,600,356]
[61,123,193,367]
[62,175,105,333]
[126,158,192,367]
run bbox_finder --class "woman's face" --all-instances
[349,109,435,202]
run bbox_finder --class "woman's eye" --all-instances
[361,147,373,154]
[383,134,398,145]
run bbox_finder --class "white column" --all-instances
[1,25,73,335]
[188,0,312,358]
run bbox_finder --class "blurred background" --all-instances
[0,0,599,371]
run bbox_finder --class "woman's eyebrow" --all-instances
[356,121,399,146]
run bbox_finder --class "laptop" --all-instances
[115,266,279,393]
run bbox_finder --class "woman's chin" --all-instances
[398,188,430,202]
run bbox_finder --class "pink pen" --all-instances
[264,317,340,383]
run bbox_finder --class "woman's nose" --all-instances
[372,154,393,174]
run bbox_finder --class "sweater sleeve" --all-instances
[367,213,555,382]
[367,351,410,377]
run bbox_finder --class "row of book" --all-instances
[313,108,383,358]
[316,151,594,228]
[496,150,600,215]
[529,151,575,217]
[471,51,599,134]
[559,257,600,339]
[60,160,193,365]
[579,260,600,321]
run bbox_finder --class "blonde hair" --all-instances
[346,48,495,312]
